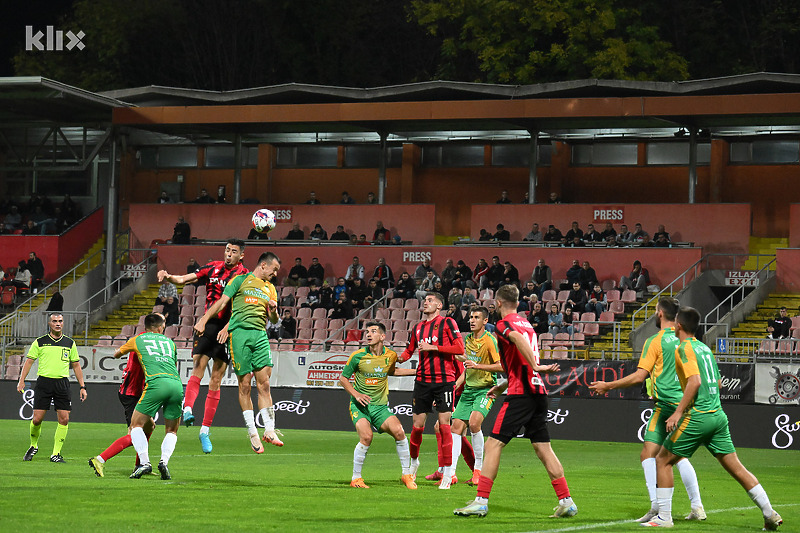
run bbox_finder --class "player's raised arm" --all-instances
[158,270,199,285]
[391,367,416,377]
[507,330,559,373]
[589,368,649,394]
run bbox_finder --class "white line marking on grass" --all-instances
[520,502,799,533]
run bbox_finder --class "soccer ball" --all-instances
[252,208,276,234]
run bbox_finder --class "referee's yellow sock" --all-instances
[52,423,68,456]
[29,421,42,448]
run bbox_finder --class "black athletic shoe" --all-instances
[158,461,171,480]
[23,446,38,461]
[50,454,65,463]
[130,463,152,479]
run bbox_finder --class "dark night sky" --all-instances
[0,0,74,76]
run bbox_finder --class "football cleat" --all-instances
[425,470,443,481]
[50,454,65,463]
[641,515,674,528]
[454,500,488,517]
[88,457,104,477]
[23,446,38,461]
[409,457,419,479]
[763,511,783,531]
[350,477,370,488]
[262,431,284,447]
[439,474,452,490]
[467,469,481,486]
[157,461,171,480]
[685,506,706,521]
[130,463,152,479]
[199,432,213,454]
[637,509,659,523]
[400,474,417,490]
[550,498,578,518]
[249,433,264,454]
[182,410,195,427]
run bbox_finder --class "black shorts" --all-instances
[33,376,71,411]
[119,392,141,426]
[193,318,230,363]
[413,381,455,415]
[490,394,550,444]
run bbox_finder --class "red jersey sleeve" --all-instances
[399,324,418,362]
[194,263,213,282]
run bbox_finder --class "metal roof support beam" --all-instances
[688,127,698,204]
[233,133,242,204]
[105,131,118,300]
[528,131,539,204]
[378,131,387,204]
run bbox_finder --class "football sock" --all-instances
[200,426,210,435]
[100,435,132,462]
[471,430,484,470]
[439,424,453,468]
[130,427,150,465]
[747,484,774,518]
[435,430,443,467]
[160,432,177,465]
[95,455,105,464]
[642,457,658,509]
[476,475,494,499]
[461,434,475,471]
[655,487,674,521]
[242,410,257,436]
[29,421,42,447]
[260,406,276,433]
[396,439,411,475]
[409,426,423,459]
[676,459,702,508]
[449,433,462,478]
[202,389,220,427]
[52,423,68,456]
[184,375,201,410]
[353,442,369,479]
[551,476,571,500]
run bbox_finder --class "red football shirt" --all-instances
[118,342,144,397]
[401,315,464,383]
[494,313,548,396]
[194,261,249,321]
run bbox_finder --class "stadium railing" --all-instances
[713,336,800,364]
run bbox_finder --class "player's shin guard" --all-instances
[655,487,674,521]
[52,423,68,456]
[353,442,369,479]
[676,459,702,508]
[100,435,132,462]
[435,430,443,467]
[449,433,462,478]
[747,484,775,518]
[29,421,42,447]
[396,439,411,475]
[476,475,494,499]
[642,457,658,509]
[409,426,423,459]
[461,434,475,471]
[202,389,220,428]
[161,432,177,465]
[551,476,571,500]
[439,424,453,468]
[242,410,257,435]
[471,430,484,470]
[184,375,201,410]
[130,427,150,465]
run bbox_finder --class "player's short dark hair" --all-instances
[145,312,165,330]
[496,284,519,305]
[676,306,701,335]
[471,306,489,319]
[364,321,386,334]
[227,238,245,250]
[258,251,281,265]
[426,291,444,305]
[657,296,680,321]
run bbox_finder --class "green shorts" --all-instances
[349,401,394,433]
[453,386,495,422]
[643,403,677,445]
[664,409,736,458]
[228,328,273,376]
[136,378,184,420]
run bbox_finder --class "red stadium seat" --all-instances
[312,307,328,319]
[112,335,127,347]
[606,290,621,302]
[181,285,196,296]
[582,322,600,336]
[375,308,391,321]
[296,286,310,299]
[297,318,313,330]
[152,305,164,314]
[552,346,569,360]
[403,299,420,311]
[178,326,194,339]
[541,290,557,303]
[164,326,179,338]
[94,335,113,347]
[757,340,777,354]
[570,332,585,348]
[620,290,637,303]
[297,328,313,340]
[120,325,135,337]
[405,309,421,322]
[609,300,625,316]
[580,312,595,323]
[556,290,570,302]
[552,333,570,347]
[345,329,363,343]
[776,339,794,354]
[296,308,312,319]
[598,311,615,323]
[389,298,405,309]
[601,279,616,291]
[538,333,553,349]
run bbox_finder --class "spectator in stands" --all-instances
[493,223,511,241]
[452,260,474,290]
[0,264,5,282]
[309,223,328,240]
[374,233,387,245]
[543,224,563,242]
[46,291,63,312]
[619,260,650,293]
[439,258,457,293]
[653,224,670,243]
[172,216,191,244]
[632,222,649,242]
[373,221,390,241]
[567,281,588,314]
[247,226,270,240]
[496,190,512,204]
[524,223,543,242]
[186,257,201,275]
[158,191,171,204]
[565,235,585,247]
[304,282,321,309]
[356,234,369,245]
[485,256,505,291]
[280,309,297,339]
[366,192,377,204]
[461,286,477,310]
[372,257,394,290]
[305,191,321,204]
[564,221,583,243]
[519,281,538,313]
[579,260,598,290]
[3,261,30,290]
[286,257,309,287]
[447,303,470,332]
[415,270,440,301]
[330,291,354,319]
[654,233,670,247]
[521,192,529,204]
[562,305,575,335]
[638,234,655,248]
[616,224,633,246]
[29,206,57,235]
[487,303,501,325]
[191,188,215,204]
[333,277,350,302]
[330,225,349,240]
[448,286,462,309]
[163,296,179,327]
[155,280,178,306]
[340,191,355,205]
[319,280,334,310]
[392,235,403,245]
[585,283,607,319]
[433,280,447,304]
[414,258,436,281]
[52,207,70,233]
[501,261,520,287]
[547,304,564,336]
[22,220,38,235]
[345,256,365,286]
[395,272,416,300]
[528,301,548,335]
[307,257,325,286]
[531,258,552,298]
[363,279,383,309]
[60,194,81,224]
[584,223,603,243]
[3,205,22,233]
[767,307,791,339]
[350,278,369,310]
[548,192,561,204]
[600,222,617,242]
[473,258,489,289]
[26,252,45,291]
[285,223,305,240]
[478,229,492,241]
[604,234,619,247]
[565,259,582,287]
[348,234,358,245]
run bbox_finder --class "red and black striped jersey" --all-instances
[195,261,249,321]
[495,313,547,396]
[401,315,464,383]
[119,340,144,397]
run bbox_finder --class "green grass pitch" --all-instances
[0,419,796,532]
